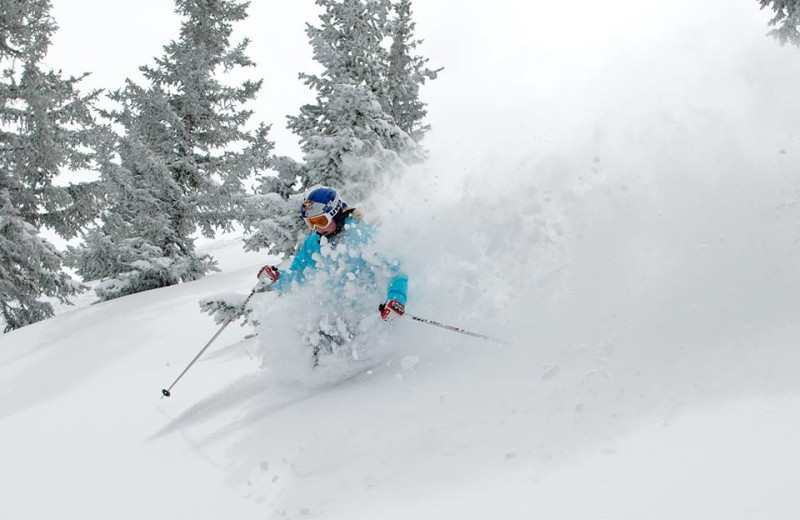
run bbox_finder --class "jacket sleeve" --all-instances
[356,220,408,306]
[386,272,408,306]
[272,234,319,293]
[384,258,408,306]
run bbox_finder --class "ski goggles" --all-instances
[304,212,333,230]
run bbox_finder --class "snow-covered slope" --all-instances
[2,195,800,520]
[3,142,800,520]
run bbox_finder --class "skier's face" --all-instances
[315,219,337,236]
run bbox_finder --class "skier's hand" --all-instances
[257,265,280,284]
[379,299,405,322]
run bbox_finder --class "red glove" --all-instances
[379,299,405,322]
[257,265,280,284]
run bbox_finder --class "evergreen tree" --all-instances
[287,0,420,198]
[385,0,441,143]
[242,155,307,256]
[758,1,800,46]
[0,0,99,331]
[245,0,439,257]
[67,0,273,301]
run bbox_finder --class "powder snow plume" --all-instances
[367,0,800,414]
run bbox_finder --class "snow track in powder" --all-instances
[154,348,386,443]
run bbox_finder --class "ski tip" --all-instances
[161,389,171,398]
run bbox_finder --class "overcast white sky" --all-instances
[45,0,788,164]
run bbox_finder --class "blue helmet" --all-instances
[301,186,346,229]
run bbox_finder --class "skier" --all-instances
[256,186,408,364]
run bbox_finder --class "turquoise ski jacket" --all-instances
[271,214,408,306]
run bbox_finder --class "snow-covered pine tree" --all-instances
[287,0,422,200]
[758,1,800,46]
[68,115,221,300]
[385,0,441,144]
[242,155,307,256]
[0,0,100,331]
[67,0,273,301]
[244,0,438,257]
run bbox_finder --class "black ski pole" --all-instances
[161,288,259,398]
[407,313,511,345]
[380,304,511,345]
